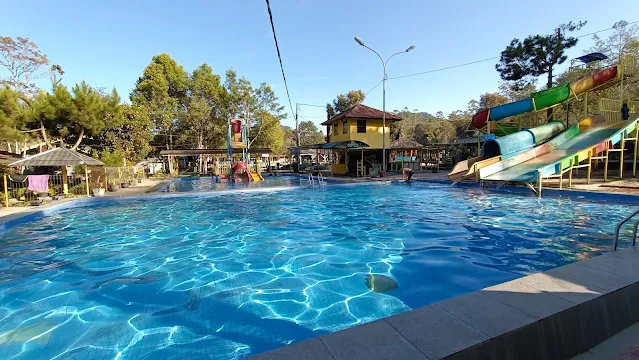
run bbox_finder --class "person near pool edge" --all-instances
[402,168,414,182]
[622,103,630,121]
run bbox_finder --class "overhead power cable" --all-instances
[265,0,295,118]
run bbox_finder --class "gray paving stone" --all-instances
[480,276,575,319]
[384,303,487,359]
[320,320,427,360]
[249,338,335,360]
[546,261,635,293]
[525,272,604,304]
[577,248,639,279]
[434,291,535,338]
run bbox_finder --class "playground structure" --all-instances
[218,119,264,182]
[159,118,266,182]
[449,53,639,196]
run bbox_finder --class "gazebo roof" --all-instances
[8,148,104,167]
[321,104,402,125]
[390,139,423,149]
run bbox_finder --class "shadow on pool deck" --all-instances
[250,247,639,360]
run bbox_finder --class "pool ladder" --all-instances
[308,173,326,187]
[613,208,639,251]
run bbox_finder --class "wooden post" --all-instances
[559,173,563,189]
[61,166,69,194]
[604,147,610,182]
[568,167,573,188]
[586,150,596,185]
[634,131,638,177]
[3,174,9,208]
[537,171,542,198]
[105,168,109,193]
[85,167,90,197]
[620,137,625,179]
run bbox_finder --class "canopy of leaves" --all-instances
[496,21,586,89]
[297,121,325,146]
[326,90,365,118]
[0,87,25,142]
[0,36,50,93]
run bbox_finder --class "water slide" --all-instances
[471,65,619,129]
[479,116,639,183]
[232,162,263,182]
[251,172,264,182]
[448,121,565,182]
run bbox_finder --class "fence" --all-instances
[91,166,146,191]
[2,173,89,208]
[1,166,147,209]
[599,99,639,123]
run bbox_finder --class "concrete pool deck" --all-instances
[250,246,639,360]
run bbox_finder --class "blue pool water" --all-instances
[0,182,634,359]
[159,175,305,193]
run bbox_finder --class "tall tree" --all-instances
[93,103,153,163]
[326,90,365,118]
[589,20,639,66]
[248,82,285,147]
[479,92,510,110]
[0,87,25,142]
[297,120,324,145]
[496,21,586,120]
[131,54,189,149]
[33,82,120,149]
[181,64,224,149]
[0,37,50,93]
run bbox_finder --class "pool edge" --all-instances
[248,246,639,360]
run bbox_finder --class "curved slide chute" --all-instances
[232,162,263,182]
[448,121,565,182]
[472,65,619,129]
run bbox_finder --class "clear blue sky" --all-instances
[2,0,639,129]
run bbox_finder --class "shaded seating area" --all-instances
[291,140,371,176]
[3,148,104,207]
[389,139,423,172]
[159,148,272,176]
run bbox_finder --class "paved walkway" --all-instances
[573,323,639,360]
[0,178,167,222]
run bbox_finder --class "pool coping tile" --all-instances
[432,291,536,338]
[384,303,488,359]
[249,338,335,360]
[319,319,428,360]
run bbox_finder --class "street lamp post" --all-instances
[354,37,414,173]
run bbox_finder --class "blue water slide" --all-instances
[482,121,566,159]
[489,99,534,121]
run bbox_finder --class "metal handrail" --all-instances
[318,173,325,185]
[613,208,639,250]
[631,218,639,248]
[308,173,314,186]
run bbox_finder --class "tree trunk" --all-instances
[70,127,85,150]
[39,120,52,149]
[546,67,553,122]
[198,132,204,173]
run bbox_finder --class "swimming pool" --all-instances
[0,182,633,359]
[159,175,305,193]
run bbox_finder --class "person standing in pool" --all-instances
[402,168,414,182]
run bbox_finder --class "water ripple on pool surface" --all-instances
[0,182,632,359]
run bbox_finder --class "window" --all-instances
[333,123,338,136]
[342,120,348,134]
[357,120,366,133]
